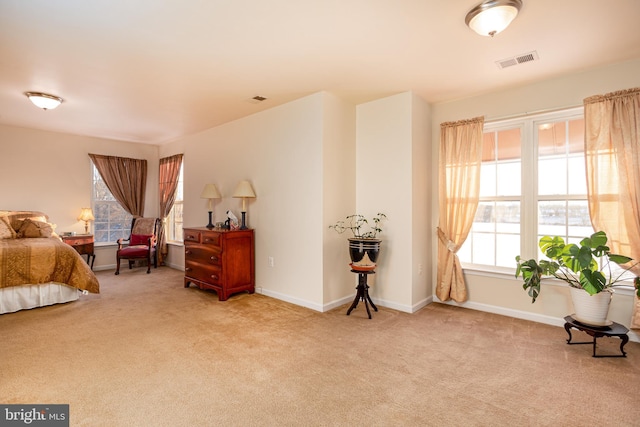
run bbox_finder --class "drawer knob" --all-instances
[210,256,218,261]
[185,250,191,255]
[211,274,218,280]
[185,267,192,272]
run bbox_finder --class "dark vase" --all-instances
[348,238,381,267]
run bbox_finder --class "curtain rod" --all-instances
[485,103,583,123]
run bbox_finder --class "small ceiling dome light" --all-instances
[465,0,523,37]
[25,92,64,110]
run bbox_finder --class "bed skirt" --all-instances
[0,283,79,314]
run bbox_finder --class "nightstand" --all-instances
[62,234,95,269]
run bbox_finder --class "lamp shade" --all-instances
[465,0,522,37]
[232,180,256,199]
[25,92,64,110]
[200,184,222,199]
[77,208,95,222]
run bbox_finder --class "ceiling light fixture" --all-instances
[465,0,523,37]
[25,92,64,110]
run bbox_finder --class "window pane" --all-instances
[536,117,591,255]
[496,128,521,161]
[568,155,586,194]
[471,232,495,265]
[167,161,184,242]
[473,202,495,232]
[496,233,520,268]
[538,158,567,195]
[538,122,566,156]
[495,201,520,233]
[461,127,522,268]
[568,118,585,154]
[567,200,592,237]
[496,161,520,196]
[479,163,496,198]
[91,164,133,243]
[538,200,566,236]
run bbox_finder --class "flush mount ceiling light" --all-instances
[24,92,64,110]
[465,0,523,37]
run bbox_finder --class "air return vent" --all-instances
[496,51,539,69]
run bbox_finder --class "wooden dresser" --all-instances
[183,227,255,301]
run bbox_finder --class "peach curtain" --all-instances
[436,116,484,302]
[583,87,640,329]
[158,154,183,266]
[89,154,147,217]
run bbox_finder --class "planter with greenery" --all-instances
[329,213,387,269]
[515,231,640,325]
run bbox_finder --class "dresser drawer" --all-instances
[183,230,202,243]
[185,261,222,284]
[184,244,222,266]
[68,236,93,246]
[200,231,221,247]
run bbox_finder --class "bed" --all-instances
[0,210,100,314]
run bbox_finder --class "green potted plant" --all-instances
[515,231,639,325]
[329,213,387,270]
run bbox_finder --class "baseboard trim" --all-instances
[432,295,639,343]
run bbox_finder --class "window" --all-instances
[458,108,592,270]
[91,164,133,243]
[167,162,184,242]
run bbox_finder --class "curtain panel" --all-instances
[89,154,147,217]
[583,87,640,328]
[436,116,484,302]
[158,154,183,266]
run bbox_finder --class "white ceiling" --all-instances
[1,0,639,145]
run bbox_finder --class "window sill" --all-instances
[95,242,118,248]
[462,266,638,296]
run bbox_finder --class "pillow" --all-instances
[17,218,53,238]
[8,211,48,232]
[0,216,16,239]
[130,234,152,246]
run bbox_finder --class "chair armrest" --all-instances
[116,237,130,250]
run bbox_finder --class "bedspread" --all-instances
[0,237,99,293]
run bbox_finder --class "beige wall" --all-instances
[0,124,159,270]
[161,93,332,310]
[322,92,357,308]
[355,92,431,312]
[161,90,432,313]
[430,58,640,335]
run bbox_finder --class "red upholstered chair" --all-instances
[115,217,160,275]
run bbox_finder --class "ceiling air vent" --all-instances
[496,51,539,69]
[246,95,268,104]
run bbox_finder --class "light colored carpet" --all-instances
[1,267,639,426]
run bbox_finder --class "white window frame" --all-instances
[91,163,133,244]
[459,107,589,273]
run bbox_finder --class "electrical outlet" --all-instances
[268,256,274,267]
[418,263,423,275]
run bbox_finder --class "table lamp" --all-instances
[77,208,94,234]
[200,184,222,229]
[232,180,256,230]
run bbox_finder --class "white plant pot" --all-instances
[570,287,613,326]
